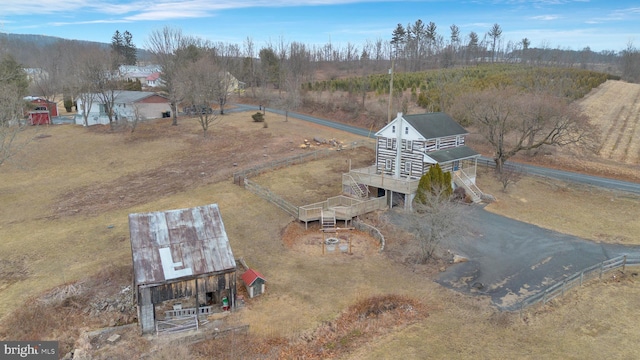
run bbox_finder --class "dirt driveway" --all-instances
[399,206,640,310]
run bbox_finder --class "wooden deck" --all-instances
[299,195,387,228]
[345,166,420,194]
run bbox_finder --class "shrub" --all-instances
[252,112,264,122]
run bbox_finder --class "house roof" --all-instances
[146,72,161,81]
[129,203,236,286]
[427,145,479,163]
[403,112,468,139]
[114,91,163,104]
[241,268,266,287]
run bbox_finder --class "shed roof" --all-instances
[403,112,468,139]
[129,203,236,286]
[241,268,266,287]
[114,90,164,104]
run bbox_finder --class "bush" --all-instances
[252,112,264,122]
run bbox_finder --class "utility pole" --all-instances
[387,58,395,124]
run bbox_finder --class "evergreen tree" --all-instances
[415,164,452,204]
[123,31,137,65]
[111,30,124,67]
[111,30,137,66]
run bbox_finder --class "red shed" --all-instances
[28,110,51,125]
[26,97,58,117]
[241,268,267,298]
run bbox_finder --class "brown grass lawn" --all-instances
[1,108,640,359]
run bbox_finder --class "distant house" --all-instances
[145,72,163,88]
[129,203,237,334]
[75,90,171,126]
[344,112,483,208]
[118,64,162,86]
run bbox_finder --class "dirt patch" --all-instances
[282,221,382,257]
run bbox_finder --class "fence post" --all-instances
[623,255,627,272]
[599,262,604,279]
[580,271,583,286]
[561,280,566,296]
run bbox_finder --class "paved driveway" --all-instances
[407,206,640,310]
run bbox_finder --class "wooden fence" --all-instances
[353,219,385,252]
[518,254,640,313]
[233,147,345,186]
[156,315,198,335]
[243,178,299,218]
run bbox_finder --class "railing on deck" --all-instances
[346,166,420,194]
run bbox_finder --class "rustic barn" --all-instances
[241,269,267,298]
[129,203,237,334]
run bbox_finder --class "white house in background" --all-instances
[118,65,162,86]
[75,91,171,126]
[343,112,483,208]
[145,72,163,87]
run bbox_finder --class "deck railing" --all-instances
[346,166,420,194]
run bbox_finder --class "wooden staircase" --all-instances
[321,209,336,232]
[344,174,369,199]
[453,171,482,203]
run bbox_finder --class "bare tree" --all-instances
[69,47,112,127]
[177,55,222,137]
[495,163,525,192]
[621,41,640,83]
[146,26,195,126]
[0,55,30,168]
[460,87,592,172]
[392,182,464,263]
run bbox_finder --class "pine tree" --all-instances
[123,31,137,65]
[111,30,124,67]
[415,164,452,204]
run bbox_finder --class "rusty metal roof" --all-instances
[129,203,236,286]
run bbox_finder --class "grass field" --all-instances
[1,87,640,358]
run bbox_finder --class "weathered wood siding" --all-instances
[142,272,236,304]
[376,135,467,177]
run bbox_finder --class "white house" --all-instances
[75,91,171,126]
[344,112,483,208]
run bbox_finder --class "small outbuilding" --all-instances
[129,203,237,334]
[25,96,59,117]
[241,269,267,298]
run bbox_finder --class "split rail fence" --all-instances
[518,254,640,313]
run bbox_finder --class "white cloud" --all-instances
[530,14,560,21]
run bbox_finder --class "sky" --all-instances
[1,0,639,53]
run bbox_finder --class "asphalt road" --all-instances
[233,104,640,309]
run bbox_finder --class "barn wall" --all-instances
[138,103,171,119]
[144,272,235,304]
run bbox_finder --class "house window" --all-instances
[405,161,412,174]
[386,138,393,149]
[406,140,413,153]
[405,127,409,135]
[392,125,396,133]
[385,159,392,171]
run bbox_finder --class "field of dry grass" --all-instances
[1,84,640,358]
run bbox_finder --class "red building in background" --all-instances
[24,97,59,125]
